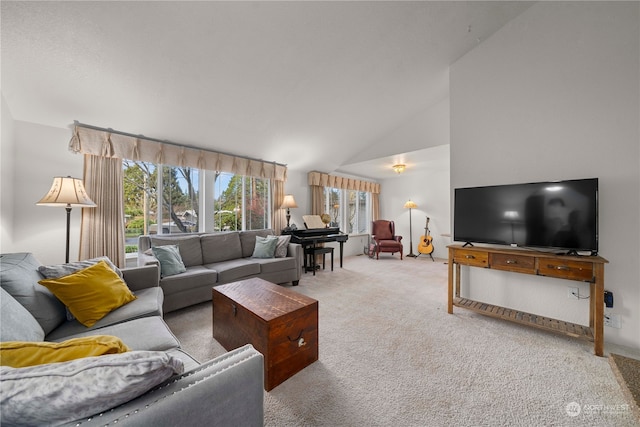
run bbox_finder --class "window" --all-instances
[323,187,370,234]
[124,161,270,253]
[213,173,270,231]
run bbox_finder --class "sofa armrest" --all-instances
[137,251,160,268]
[62,345,264,427]
[121,265,160,292]
[287,242,303,276]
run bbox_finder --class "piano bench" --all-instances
[304,247,334,275]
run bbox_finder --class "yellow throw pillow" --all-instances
[38,260,137,327]
[0,335,130,368]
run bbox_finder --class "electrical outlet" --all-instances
[567,286,579,299]
[604,313,621,329]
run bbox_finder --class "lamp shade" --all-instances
[36,176,96,207]
[280,194,298,209]
[404,200,418,209]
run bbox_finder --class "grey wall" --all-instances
[450,2,639,350]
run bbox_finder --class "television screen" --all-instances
[453,178,598,254]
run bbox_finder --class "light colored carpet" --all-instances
[610,353,640,420]
[165,254,639,426]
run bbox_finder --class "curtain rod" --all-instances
[73,121,288,168]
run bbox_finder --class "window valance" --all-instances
[307,171,380,194]
[68,124,287,181]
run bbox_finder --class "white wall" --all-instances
[0,119,84,265]
[378,144,450,260]
[346,97,450,164]
[1,95,16,253]
[450,2,639,350]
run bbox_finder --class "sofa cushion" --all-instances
[0,253,66,335]
[253,257,297,274]
[0,350,184,426]
[51,316,181,352]
[201,232,243,263]
[160,266,218,296]
[152,245,187,277]
[38,261,137,327]
[45,287,164,341]
[251,236,278,258]
[239,229,274,258]
[0,335,130,368]
[150,235,203,267]
[208,259,261,283]
[0,288,45,342]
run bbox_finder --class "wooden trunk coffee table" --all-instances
[212,277,318,391]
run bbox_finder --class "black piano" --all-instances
[283,227,349,271]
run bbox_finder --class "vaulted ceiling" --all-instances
[1,1,532,178]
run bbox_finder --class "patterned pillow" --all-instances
[0,351,184,425]
[272,235,291,258]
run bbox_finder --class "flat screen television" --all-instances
[453,178,598,255]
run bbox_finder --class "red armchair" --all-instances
[371,220,403,259]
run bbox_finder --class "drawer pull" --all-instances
[506,259,518,265]
[465,255,475,259]
[232,304,237,316]
[553,265,570,271]
[287,331,307,347]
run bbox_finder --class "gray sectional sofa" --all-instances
[0,252,264,426]
[138,229,303,312]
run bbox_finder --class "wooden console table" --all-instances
[447,244,608,356]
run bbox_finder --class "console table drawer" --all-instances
[539,259,593,282]
[452,249,488,267]
[489,253,535,274]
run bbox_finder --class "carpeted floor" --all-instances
[165,254,639,426]
[610,353,640,420]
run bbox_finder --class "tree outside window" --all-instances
[324,187,370,234]
[124,162,270,254]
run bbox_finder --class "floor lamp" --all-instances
[37,176,96,263]
[404,200,418,258]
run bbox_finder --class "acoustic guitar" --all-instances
[418,217,434,259]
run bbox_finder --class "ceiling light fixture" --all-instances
[392,164,406,174]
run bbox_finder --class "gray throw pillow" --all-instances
[0,351,184,426]
[272,235,291,258]
[38,256,123,279]
[1,253,66,335]
[252,236,278,258]
[0,288,45,342]
[152,245,187,277]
